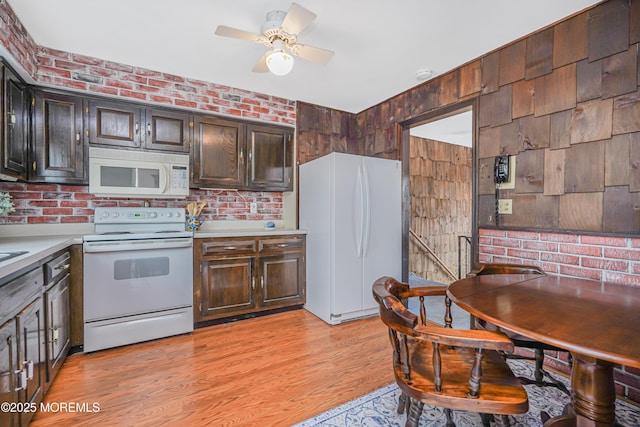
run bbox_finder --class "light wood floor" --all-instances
[30,309,393,427]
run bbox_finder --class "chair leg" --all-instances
[494,414,511,427]
[514,348,571,396]
[444,408,456,427]
[405,399,423,427]
[534,349,545,383]
[480,413,493,427]
[397,392,407,414]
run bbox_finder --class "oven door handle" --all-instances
[83,238,192,253]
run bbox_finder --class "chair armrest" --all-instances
[397,286,448,299]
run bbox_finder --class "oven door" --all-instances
[83,237,193,322]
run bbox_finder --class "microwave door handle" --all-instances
[159,165,169,193]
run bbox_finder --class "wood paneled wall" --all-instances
[297,0,640,236]
[409,137,472,283]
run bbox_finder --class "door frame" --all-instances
[399,98,479,282]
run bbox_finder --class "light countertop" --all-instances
[194,228,307,238]
[0,235,82,280]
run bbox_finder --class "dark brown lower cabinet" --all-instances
[0,266,46,427]
[194,234,305,324]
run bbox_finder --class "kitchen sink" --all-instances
[0,251,28,263]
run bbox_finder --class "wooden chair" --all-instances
[472,263,571,395]
[373,276,529,427]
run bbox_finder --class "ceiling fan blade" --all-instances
[215,25,262,42]
[252,53,269,73]
[281,3,316,35]
[291,44,334,65]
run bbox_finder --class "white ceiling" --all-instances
[7,0,600,114]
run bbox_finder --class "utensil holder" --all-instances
[186,215,204,231]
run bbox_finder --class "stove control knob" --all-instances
[101,211,110,218]
[175,211,182,217]
[148,212,157,218]
[166,212,173,218]
[110,212,119,218]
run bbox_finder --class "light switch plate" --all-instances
[250,202,257,214]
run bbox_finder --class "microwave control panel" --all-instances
[171,165,189,190]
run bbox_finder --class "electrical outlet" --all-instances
[497,199,512,214]
[250,202,257,214]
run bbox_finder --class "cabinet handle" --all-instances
[8,110,16,125]
[24,360,34,380]
[52,326,59,344]
[239,149,244,163]
[251,276,255,291]
[32,161,37,172]
[76,132,81,143]
[223,246,237,251]
[277,244,288,248]
[14,368,26,391]
[135,122,139,133]
[261,275,264,289]
[147,123,151,136]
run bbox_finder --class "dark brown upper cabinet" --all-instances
[88,99,191,153]
[87,99,143,148]
[31,90,85,183]
[247,123,293,191]
[143,108,191,153]
[192,116,245,189]
[1,63,29,180]
[192,117,293,191]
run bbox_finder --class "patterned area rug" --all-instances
[293,360,640,427]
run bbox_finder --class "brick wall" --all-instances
[478,228,640,285]
[0,0,38,75]
[0,181,282,225]
[35,46,296,124]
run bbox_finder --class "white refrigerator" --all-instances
[299,152,402,325]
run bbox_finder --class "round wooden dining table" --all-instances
[447,273,640,427]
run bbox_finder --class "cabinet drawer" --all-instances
[0,268,42,323]
[200,239,257,257]
[44,251,71,285]
[259,236,305,253]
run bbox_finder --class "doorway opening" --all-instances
[403,105,475,286]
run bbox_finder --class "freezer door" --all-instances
[331,153,365,316]
[361,156,402,310]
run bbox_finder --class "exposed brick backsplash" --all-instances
[479,228,640,286]
[0,182,282,225]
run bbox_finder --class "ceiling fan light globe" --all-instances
[266,50,294,76]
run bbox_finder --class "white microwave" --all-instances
[89,147,190,198]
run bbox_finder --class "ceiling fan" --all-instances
[214,3,334,76]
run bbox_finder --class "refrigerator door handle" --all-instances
[354,164,365,258]
[362,161,372,257]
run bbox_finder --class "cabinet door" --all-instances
[0,318,18,427]
[193,116,245,188]
[88,98,142,148]
[32,91,86,183]
[258,253,305,309]
[199,257,255,321]
[44,274,70,386]
[144,108,191,152]
[2,65,29,179]
[16,298,44,427]
[247,124,293,191]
